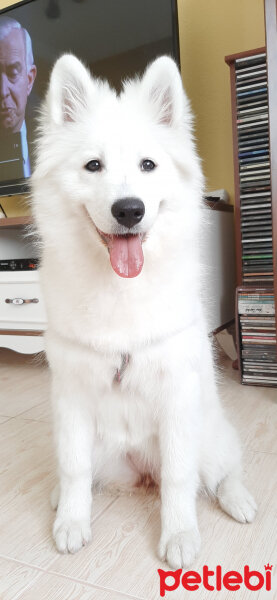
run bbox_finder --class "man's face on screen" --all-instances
[0,28,36,134]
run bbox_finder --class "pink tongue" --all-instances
[108,235,144,278]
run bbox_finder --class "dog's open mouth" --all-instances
[97,229,145,278]
[83,206,146,278]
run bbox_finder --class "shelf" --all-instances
[204,200,233,212]
[0,329,43,336]
[0,216,33,229]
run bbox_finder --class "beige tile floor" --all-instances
[0,347,276,600]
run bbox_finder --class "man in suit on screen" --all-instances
[0,16,37,179]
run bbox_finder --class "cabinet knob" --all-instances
[5,298,39,305]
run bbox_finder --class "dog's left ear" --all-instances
[140,56,187,128]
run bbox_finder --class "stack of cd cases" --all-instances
[237,288,277,386]
[226,48,277,387]
[234,52,273,286]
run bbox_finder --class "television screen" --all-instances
[0,0,179,197]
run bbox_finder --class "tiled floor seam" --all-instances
[0,553,145,600]
[250,449,277,456]
[12,400,49,419]
[46,567,145,600]
[0,553,47,574]
[7,416,50,423]
[91,494,119,524]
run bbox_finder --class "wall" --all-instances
[1,0,266,215]
[177,0,265,203]
[0,0,16,8]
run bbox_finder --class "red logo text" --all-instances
[158,564,273,596]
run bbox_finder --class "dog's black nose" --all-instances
[111,198,145,229]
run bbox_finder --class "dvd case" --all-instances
[236,288,277,387]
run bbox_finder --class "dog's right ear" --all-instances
[46,54,93,125]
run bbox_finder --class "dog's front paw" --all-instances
[158,528,201,569]
[53,517,92,554]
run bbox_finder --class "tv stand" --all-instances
[0,217,46,354]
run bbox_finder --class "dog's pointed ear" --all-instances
[47,54,93,125]
[140,56,188,128]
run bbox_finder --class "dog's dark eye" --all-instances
[85,159,102,172]
[140,159,156,172]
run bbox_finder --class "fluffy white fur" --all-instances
[31,54,257,567]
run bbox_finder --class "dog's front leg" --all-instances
[158,370,201,569]
[51,377,93,554]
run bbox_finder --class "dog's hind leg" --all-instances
[217,465,257,523]
[199,336,257,523]
[200,406,257,523]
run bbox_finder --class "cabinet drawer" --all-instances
[0,278,47,331]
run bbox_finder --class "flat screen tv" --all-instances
[0,0,179,197]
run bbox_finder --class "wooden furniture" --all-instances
[0,217,46,354]
[225,3,277,386]
[0,216,33,229]
[225,47,269,288]
[265,0,277,314]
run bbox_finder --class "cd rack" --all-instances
[236,52,272,286]
[226,48,277,387]
[225,48,273,287]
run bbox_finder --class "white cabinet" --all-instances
[0,221,46,354]
[0,271,46,331]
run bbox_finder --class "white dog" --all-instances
[31,54,257,568]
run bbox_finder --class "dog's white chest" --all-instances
[92,352,159,452]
